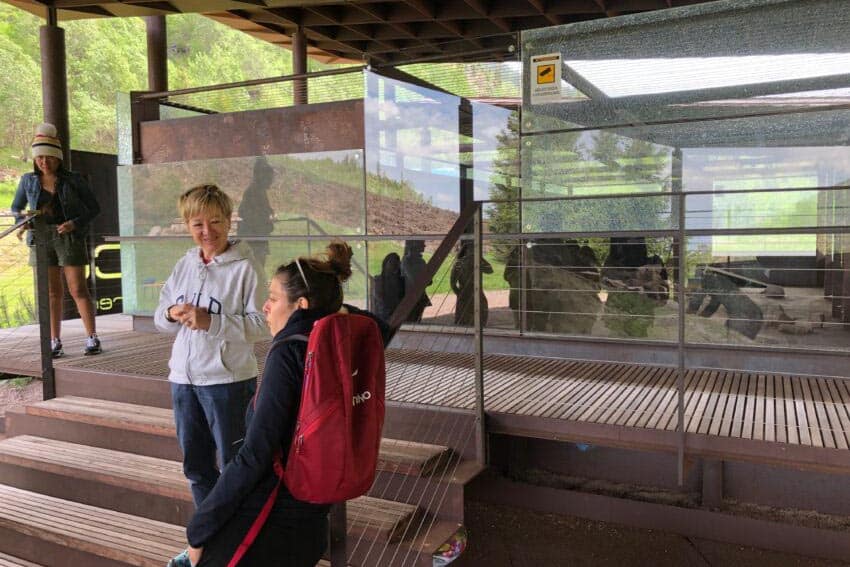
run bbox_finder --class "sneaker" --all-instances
[51,338,63,359]
[84,335,101,356]
[166,549,192,567]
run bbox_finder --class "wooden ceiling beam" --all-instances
[231,7,390,62]
[302,5,402,54]
[347,1,451,58]
[133,2,181,13]
[460,0,512,33]
[525,0,565,25]
[398,0,483,50]
[63,4,116,16]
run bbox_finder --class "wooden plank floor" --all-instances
[2,327,849,452]
[385,350,850,451]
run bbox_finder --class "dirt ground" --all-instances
[458,500,850,567]
[0,377,42,431]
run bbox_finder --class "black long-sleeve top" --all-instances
[186,305,389,548]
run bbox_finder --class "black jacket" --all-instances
[186,305,389,548]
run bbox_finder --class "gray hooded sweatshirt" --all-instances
[154,241,267,385]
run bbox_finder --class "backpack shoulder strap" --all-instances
[268,333,309,353]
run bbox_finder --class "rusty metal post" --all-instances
[39,8,71,167]
[129,91,160,164]
[293,27,308,105]
[473,204,487,465]
[32,214,55,400]
[145,15,168,92]
[329,502,346,567]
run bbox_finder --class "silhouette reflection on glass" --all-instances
[451,240,493,326]
[371,252,404,322]
[401,240,431,323]
[237,156,275,276]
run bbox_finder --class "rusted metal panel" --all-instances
[139,100,364,163]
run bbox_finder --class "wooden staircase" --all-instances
[0,393,479,566]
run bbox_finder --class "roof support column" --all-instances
[145,15,168,92]
[39,6,71,166]
[293,27,307,105]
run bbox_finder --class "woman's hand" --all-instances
[188,545,203,566]
[171,304,212,331]
[56,220,76,235]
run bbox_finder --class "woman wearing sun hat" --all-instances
[11,123,102,357]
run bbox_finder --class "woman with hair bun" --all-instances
[180,241,388,567]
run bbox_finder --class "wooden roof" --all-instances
[7,0,710,65]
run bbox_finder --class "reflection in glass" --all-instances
[365,71,461,235]
[495,236,676,339]
[685,233,849,351]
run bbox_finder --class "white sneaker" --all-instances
[84,335,101,356]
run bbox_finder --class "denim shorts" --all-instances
[28,228,89,267]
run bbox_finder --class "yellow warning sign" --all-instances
[537,64,555,84]
[530,52,562,104]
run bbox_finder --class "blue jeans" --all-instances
[171,379,257,507]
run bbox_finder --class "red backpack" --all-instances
[281,311,386,503]
[230,312,385,566]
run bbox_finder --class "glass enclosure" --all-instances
[517,0,850,354]
[117,0,850,359]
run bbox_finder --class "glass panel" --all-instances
[522,130,674,198]
[521,0,850,133]
[122,239,367,315]
[686,187,850,235]
[364,71,461,235]
[116,92,132,166]
[684,233,850,352]
[117,152,366,315]
[521,196,675,234]
[487,235,677,339]
[118,150,364,237]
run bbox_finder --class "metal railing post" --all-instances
[473,204,487,466]
[676,192,687,485]
[32,214,55,400]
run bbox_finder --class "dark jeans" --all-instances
[197,509,328,567]
[171,379,257,506]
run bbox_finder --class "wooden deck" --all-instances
[2,322,850,471]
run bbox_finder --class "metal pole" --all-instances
[33,215,55,400]
[328,502,346,567]
[292,27,308,105]
[40,11,71,167]
[145,15,168,92]
[473,204,487,465]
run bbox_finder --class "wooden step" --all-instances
[0,436,420,544]
[19,397,174,435]
[347,496,420,544]
[4,397,180,461]
[368,458,484,522]
[6,397,458,477]
[0,435,192,525]
[0,484,183,567]
[378,438,453,476]
[0,553,44,567]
